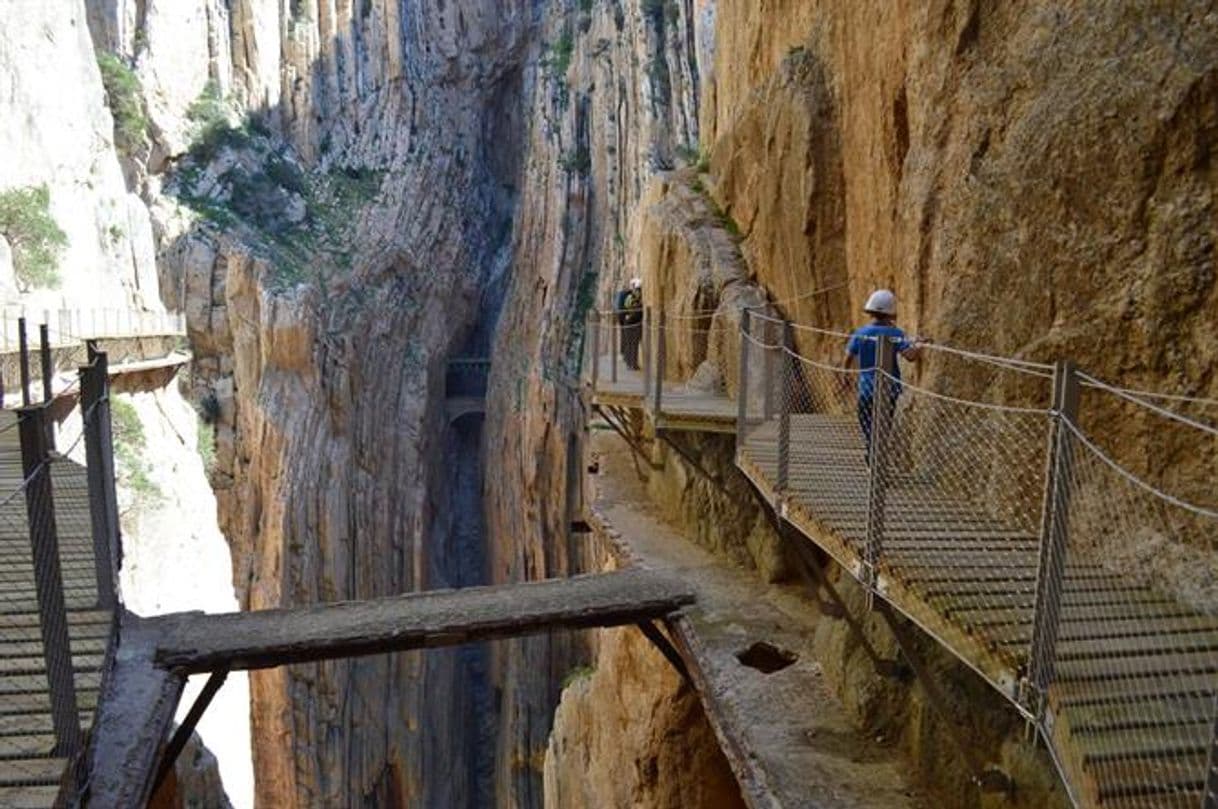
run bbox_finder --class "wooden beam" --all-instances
[153,570,695,674]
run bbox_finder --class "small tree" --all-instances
[0,185,67,289]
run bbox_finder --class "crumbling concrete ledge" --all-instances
[585,436,926,809]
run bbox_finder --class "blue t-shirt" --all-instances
[847,323,912,398]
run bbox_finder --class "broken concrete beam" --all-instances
[153,569,695,674]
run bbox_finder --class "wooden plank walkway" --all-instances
[0,412,110,808]
[152,569,695,674]
[737,413,1218,809]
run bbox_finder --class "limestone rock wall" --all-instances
[543,626,745,809]
[0,1,161,311]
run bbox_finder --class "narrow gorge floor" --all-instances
[588,431,927,809]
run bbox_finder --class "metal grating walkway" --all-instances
[0,412,111,808]
[585,304,1218,809]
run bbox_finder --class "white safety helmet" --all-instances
[864,288,897,316]
[629,277,643,290]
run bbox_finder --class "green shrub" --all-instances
[111,397,162,501]
[96,52,148,156]
[0,185,66,289]
[186,81,244,162]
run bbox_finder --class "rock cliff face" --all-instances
[0,2,161,311]
[523,0,1218,806]
[10,0,1214,806]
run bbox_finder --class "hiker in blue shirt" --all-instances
[840,289,928,462]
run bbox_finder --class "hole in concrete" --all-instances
[736,641,798,674]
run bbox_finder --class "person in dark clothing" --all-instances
[618,278,643,370]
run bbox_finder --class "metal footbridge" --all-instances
[0,310,188,807]
[584,303,1218,809]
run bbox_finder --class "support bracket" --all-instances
[151,666,230,795]
[637,620,692,686]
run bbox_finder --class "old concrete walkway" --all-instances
[587,432,926,809]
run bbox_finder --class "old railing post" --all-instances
[82,345,120,610]
[653,308,666,415]
[18,316,31,406]
[39,323,53,403]
[776,322,793,497]
[1025,361,1081,717]
[18,405,83,755]
[863,335,896,605]
[736,310,751,464]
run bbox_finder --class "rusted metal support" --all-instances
[1024,361,1081,717]
[637,620,692,685]
[595,404,651,478]
[656,431,727,497]
[81,347,120,609]
[39,323,52,403]
[18,316,31,406]
[151,667,230,795]
[876,601,1014,796]
[735,309,751,465]
[863,335,896,607]
[18,405,82,755]
[776,322,792,496]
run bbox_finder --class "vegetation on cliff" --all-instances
[170,83,384,287]
[0,184,66,289]
[96,52,148,157]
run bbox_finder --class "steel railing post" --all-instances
[736,309,751,464]
[762,318,775,421]
[18,317,31,407]
[1025,361,1081,717]
[641,307,651,400]
[18,406,83,755]
[81,346,119,610]
[777,322,792,497]
[39,323,52,403]
[863,335,896,605]
[611,308,620,384]
[653,309,666,415]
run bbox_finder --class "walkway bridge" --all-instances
[584,304,1218,809]
[444,357,490,424]
[0,311,188,807]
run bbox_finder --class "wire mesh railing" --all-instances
[0,346,124,804]
[585,297,1218,807]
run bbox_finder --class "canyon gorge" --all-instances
[0,0,1215,807]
